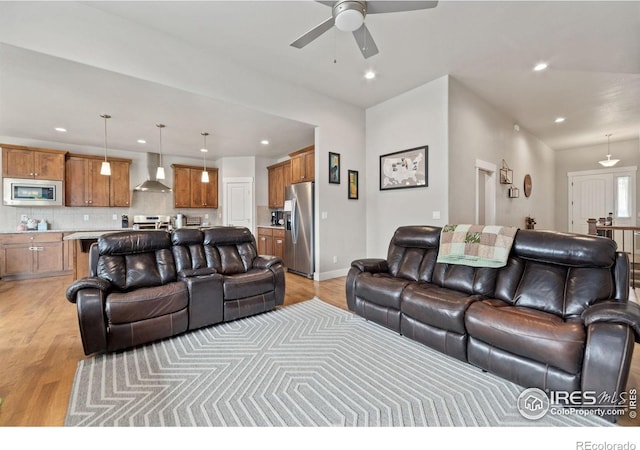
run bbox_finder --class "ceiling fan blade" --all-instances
[290,16,336,49]
[366,1,438,14]
[352,24,379,59]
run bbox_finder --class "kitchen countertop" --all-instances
[258,225,285,229]
[0,228,129,235]
[63,230,132,240]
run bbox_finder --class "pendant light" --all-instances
[598,134,619,167]
[201,132,209,183]
[155,124,166,180]
[99,114,111,176]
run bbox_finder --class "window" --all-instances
[616,175,631,218]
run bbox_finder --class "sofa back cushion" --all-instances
[494,230,619,318]
[203,227,257,275]
[386,226,498,296]
[387,226,441,282]
[431,263,498,296]
[97,230,176,291]
[172,228,207,272]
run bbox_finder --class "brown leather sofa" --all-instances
[346,226,640,421]
[66,227,285,355]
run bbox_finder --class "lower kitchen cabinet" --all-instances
[0,232,69,280]
[257,227,285,260]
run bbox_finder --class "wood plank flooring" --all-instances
[0,273,638,426]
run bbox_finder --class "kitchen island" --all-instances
[64,230,128,280]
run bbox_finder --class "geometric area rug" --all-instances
[65,298,611,427]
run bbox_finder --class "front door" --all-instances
[569,166,637,252]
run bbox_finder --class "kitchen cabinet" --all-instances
[2,144,67,180]
[267,160,291,208]
[272,228,285,260]
[289,145,314,184]
[257,227,273,256]
[257,227,285,259]
[65,154,131,207]
[0,232,67,280]
[172,164,219,208]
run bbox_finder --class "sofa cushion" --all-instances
[465,300,586,374]
[355,273,411,310]
[223,269,274,300]
[105,281,188,324]
[401,283,480,334]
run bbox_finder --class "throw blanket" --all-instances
[436,224,518,268]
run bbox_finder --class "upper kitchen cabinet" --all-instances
[172,164,218,208]
[65,154,131,207]
[267,160,291,208]
[2,144,67,180]
[289,145,314,184]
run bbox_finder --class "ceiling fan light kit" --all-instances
[290,0,438,59]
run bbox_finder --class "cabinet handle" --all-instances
[34,173,38,176]
[29,246,43,251]
[261,237,266,241]
[276,240,282,244]
[30,172,34,176]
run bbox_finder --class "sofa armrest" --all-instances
[351,258,389,274]
[66,277,111,304]
[254,255,283,270]
[75,288,108,355]
[582,301,640,342]
[178,267,218,279]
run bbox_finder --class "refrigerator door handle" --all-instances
[291,198,298,244]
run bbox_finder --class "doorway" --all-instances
[223,177,254,232]
[475,160,496,225]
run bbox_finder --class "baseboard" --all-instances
[315,267,350,281]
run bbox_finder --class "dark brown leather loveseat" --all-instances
[66,227,285,355]
[346,226,640,421]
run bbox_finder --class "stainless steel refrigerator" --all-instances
[284,182,314,278]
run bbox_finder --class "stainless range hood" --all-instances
[134,153,172,192]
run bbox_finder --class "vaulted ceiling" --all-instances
[1,1,638,158]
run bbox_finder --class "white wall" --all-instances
[365,76,449,258]
[554,138,640,232]
[448,78,556,230]
[0,2,366,280]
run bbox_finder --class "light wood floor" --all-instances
[0,273,638,426]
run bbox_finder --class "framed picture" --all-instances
[379,145,428,190]
[329,152,340,184]
[348,170,359,199]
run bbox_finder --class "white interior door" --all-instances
[223,178,253,231]
[475,160,496,225]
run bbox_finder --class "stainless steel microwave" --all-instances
[3,178,63,206]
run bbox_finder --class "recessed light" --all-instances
[137,139,147,144]
[364,70,376,80]
[54,127,67,132]
[534,62,548,71]
[200,148,208,153]
[260,140,269,145]
[555,117,565,123]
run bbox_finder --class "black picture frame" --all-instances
[379,145,428,190]
[329,152,340,184]
[348,170,359,200]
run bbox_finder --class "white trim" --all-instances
[567,166,637,178]
[475,159,496,225]
[316,267,350,281]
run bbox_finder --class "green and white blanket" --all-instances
[436,224,518,268]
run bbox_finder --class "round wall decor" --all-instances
[524,174,532,197]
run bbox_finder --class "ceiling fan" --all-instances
[290,1,439,59]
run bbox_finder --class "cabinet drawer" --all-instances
[0,232,62,245]
[257,227,273,237]
[272,228,285,238]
